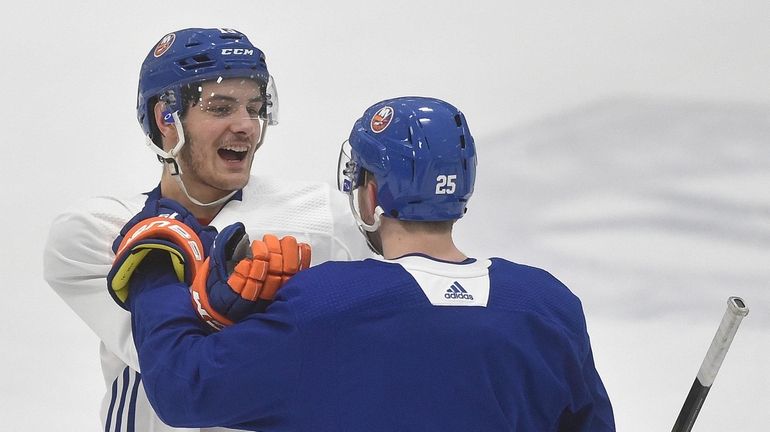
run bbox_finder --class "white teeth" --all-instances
[221,145,249,152]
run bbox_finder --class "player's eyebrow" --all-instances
[205,94,238,103]
[205,94,264,103]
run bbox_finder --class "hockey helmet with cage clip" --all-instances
[136,27,279,207]
[337,96,477,233]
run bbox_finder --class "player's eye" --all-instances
[204,103,236,117]
[246,103,263,119]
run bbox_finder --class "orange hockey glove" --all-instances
[107,199,214,309]
[191,232,312,331]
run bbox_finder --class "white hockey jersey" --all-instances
[43,176,371,432]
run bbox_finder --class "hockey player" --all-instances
[43,27,369,432]
[114,96,616,431]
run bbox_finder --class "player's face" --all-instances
[179,78,264,194]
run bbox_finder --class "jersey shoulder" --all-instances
[241,175,334,206]
[220,175,335,233]
[47,193,147,241]
[244,174,331,194]
[487,257,587,336]
[217,176,370,262]
[43,193,148,281]
[273,259,409,319]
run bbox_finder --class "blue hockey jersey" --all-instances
[130,254,615,431]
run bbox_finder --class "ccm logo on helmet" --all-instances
[221,48,255,55]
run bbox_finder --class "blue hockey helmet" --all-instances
[137,27,278,144]
[338,96,477,225]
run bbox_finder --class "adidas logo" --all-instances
[445,281,474,300]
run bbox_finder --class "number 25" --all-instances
[435,175,457,194]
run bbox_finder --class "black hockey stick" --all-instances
[671,296,749,432]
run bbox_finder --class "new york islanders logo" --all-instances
[153,33,176,58]
[370,106,394,133]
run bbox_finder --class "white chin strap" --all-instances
[348,193,385,255]
[348,192,384,232]
[145,111,267,208]
[170,172,237,208]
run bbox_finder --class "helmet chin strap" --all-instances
[348,193,384,232]
[144,111,241,208]
[348,192,386,254]
[171,172,237,208]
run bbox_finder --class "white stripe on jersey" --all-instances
[104,367,140,432]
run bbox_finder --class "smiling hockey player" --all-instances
[43,27,368,432]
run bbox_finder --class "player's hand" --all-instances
[190,231,312,330]
[107,198,216,309]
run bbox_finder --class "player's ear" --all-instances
[153,101,178,146]
[366,180,378,207]
[360,179,379,222]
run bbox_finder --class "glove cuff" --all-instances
[190,259,235,331]
[108,216,206,309]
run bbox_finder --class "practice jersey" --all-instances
[131,254,615,431]
[43,176,371,432]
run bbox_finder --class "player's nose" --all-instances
[229,105,259,135]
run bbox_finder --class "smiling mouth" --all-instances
[218,148,249,162]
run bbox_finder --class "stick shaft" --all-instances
[671,297,749,432]
[671,379,711,432]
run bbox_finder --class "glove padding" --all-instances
[191,232,312,330]
[107,198,216,309]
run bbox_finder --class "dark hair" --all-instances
[147,84,205,147]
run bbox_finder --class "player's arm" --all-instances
[555,309,616,432]
[107,197,311,330]
[578,345,616,431]
[531,271,615,432]
[128,256,302,428]
[43,198,144,370]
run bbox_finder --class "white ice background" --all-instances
[1,1,768,431]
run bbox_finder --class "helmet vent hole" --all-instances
[179,55,215,70]
[454,114,463,127]
[459,134,466,149]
